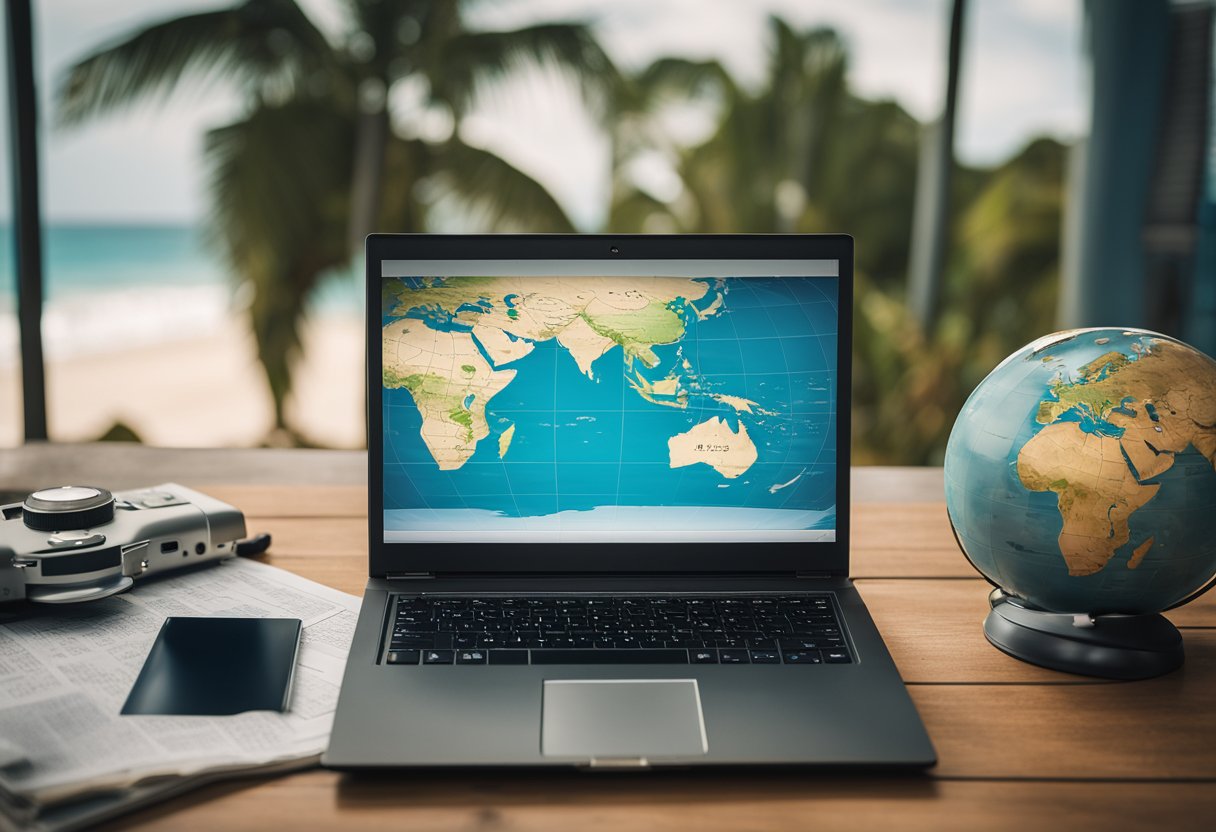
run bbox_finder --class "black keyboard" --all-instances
[383,594,852,666]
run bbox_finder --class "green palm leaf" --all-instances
[56,0,337,126]
[430,23,619,117]
[632,57,736,111]
[430,139,575,232]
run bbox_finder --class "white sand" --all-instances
[0,316,366,449]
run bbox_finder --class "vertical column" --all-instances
[1058,0,1170,330]
[907,0,967,333]
[5,0,48,441]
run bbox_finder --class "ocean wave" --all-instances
[0,284,234,368]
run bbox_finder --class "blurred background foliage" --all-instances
[604,18,1066,464]
[55,1,1068,463]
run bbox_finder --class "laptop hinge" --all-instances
[386,572,435,580]
[796,571,834,579]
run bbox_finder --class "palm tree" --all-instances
[57,0,616,443]
[608,19,849,235]
[606,19,922,289]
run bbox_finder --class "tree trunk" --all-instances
[348,105,391,255]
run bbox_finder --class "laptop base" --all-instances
[322,576,936,771]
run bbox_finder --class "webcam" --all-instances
[609,245,620,254]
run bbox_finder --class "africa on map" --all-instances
[381,274,838,540]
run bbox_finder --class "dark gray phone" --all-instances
[122,617,302,716]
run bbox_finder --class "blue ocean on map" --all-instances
[382,275,839,539]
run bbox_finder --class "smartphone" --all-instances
[122,617,302,716]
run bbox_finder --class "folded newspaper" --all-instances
[0,557,360,831]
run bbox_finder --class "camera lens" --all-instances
[22,486,115,531]
[610,246,619,254]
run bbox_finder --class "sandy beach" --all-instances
[0,315,365,449]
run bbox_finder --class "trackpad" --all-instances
[541,679,708,759]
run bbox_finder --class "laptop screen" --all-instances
[380,259,839,544]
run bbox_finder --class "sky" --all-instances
[2,0,1085,228]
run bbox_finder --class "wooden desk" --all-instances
[5,451,1213,830]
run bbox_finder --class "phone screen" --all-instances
[122,617,301,715]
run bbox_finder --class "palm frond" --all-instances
[430,23,620,117]
[204,96,353,423]
[632,57,736,112]
[56,0,336,126]
[430,138,575,232]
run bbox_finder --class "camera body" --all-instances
[0,483,245,604]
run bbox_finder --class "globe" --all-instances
[945,328,1216,616]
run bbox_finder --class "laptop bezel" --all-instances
[366,233,853,576]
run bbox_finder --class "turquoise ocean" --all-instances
[0,224,362,366]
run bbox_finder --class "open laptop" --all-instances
[324,234,935,769]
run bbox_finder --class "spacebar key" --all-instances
[531,649,688,664]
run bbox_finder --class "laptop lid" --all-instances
[367,234,852,576]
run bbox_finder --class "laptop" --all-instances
[324,234,935,769]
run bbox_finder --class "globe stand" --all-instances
[984,589,1184,680]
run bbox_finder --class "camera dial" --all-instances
[22,486,115,532]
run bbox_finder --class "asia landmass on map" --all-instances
[381,276,768,483]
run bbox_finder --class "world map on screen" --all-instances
[381,275,838,538]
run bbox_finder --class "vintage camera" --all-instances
[0,483,247,604]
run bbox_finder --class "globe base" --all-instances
[983,590,1183,680]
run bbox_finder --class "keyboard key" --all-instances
[457,649,487,664]
[395,614,432,625]
[386,650,420,665]
[391,636,436,649]
[690,649,719,664]
[780,638,821,651]
[423,649,454,664]
[749,650,780,664]
[783,650,823,664]
[719,649,750,664]
[489,650,529,665]
[823,650,852,664]
[531,649,688,665]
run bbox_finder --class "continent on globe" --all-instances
[668,417,758,479]
[382,319,515,471]
[1016,422,1160,576]
[1017,337,1216,575]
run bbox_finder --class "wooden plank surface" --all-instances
[111,776,1216,832]
[857,579,1216,680]
[73,477,1214,829]
[233,494,1216,627]
[910,657,1216,779]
